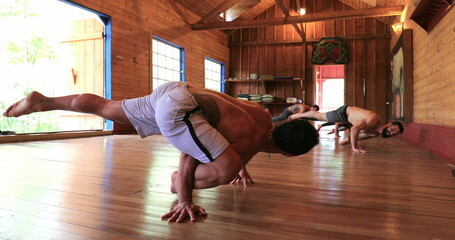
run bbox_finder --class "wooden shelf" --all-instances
[225,78,301,82]
[259,102,291,105]
[224,78,304,93]
[225,78,305,114]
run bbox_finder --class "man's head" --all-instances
[272,119,319,156]
[381,121,404,138]
[310,105,320,111]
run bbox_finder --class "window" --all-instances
[152,37,184,90]
[0,0,111,134]
[204,58,224,92]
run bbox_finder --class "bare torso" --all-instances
[346,106,383,135]
[188,85,272,164]
[289,104,310,114]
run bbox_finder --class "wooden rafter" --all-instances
[197,0,243,23]
[238,0,276,20]
[192,5,404,30]
[169,0,190,25]
[228,33,391,46]
[275,0,305,39]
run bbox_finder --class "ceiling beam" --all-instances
[228,33,391,46]
[275,0,305,39]
[197,0,243,24]
[192,5,404,30]
[359,0,377,7]
[238,0,275,20]
[168,0,190,25]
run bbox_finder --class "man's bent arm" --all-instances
[176,153,199,204]
[350,120,367,153]
[350,126,360,148]
[162,153,207,222]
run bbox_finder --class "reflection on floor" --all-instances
[1,134,454,239]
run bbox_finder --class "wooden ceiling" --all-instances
[338,0,405,25]
[173,0,405,32]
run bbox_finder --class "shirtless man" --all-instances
[289,105,404,153]
[272,103,319,122]
[3,81,319,222]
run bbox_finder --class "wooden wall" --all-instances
[70,0,229,99]
[228,0,391,119]
[394,0,455,166]
[68,0,229,133]
[396,0,455,127]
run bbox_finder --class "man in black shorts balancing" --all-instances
[289,105,404,153]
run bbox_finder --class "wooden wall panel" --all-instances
[344,40,355,106]
[354,39,366,108]
[71,0,229,100]
[266,45,276,74]
[365,39,377,111]
[398,0,455,127]
[375,38,388,120]
[305,44,315,105]
[228,0,391,119]
[334,15,345,36]
[69,0,229,134]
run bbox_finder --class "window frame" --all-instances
[151,36,185,90]
[204,57,225,92]
[61,0,112,130]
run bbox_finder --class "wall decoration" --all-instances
[390,29,413,122]
[311,37,348,64]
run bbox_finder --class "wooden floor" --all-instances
[1,132,454,240]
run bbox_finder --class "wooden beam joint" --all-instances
[192,6,404,30]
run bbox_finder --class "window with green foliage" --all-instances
[0,0,108,135]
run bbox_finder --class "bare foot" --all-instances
[327,129,335,135]
[3,91,46,117]
[339,139,349,145]
[170,171,178,194]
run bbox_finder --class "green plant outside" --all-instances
[1,0,63,134]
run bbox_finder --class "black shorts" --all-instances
[326,105,349,123]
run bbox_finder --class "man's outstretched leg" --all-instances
[289,110,328,121]
[272,107,292,122]
[3,91,131,125]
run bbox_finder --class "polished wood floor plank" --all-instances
[1,133,454,240]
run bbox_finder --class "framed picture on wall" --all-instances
[390,29,413,122]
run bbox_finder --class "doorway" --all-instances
[0,0,110,134]
[314,65,345,112]
[314,65,345,135]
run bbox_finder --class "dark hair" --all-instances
[391,121,404,133]
[272,119,319,156]
[311,105,320,111]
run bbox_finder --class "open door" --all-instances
[0,0,109,135]
[314,65,345,112]
[58,18,105,131]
